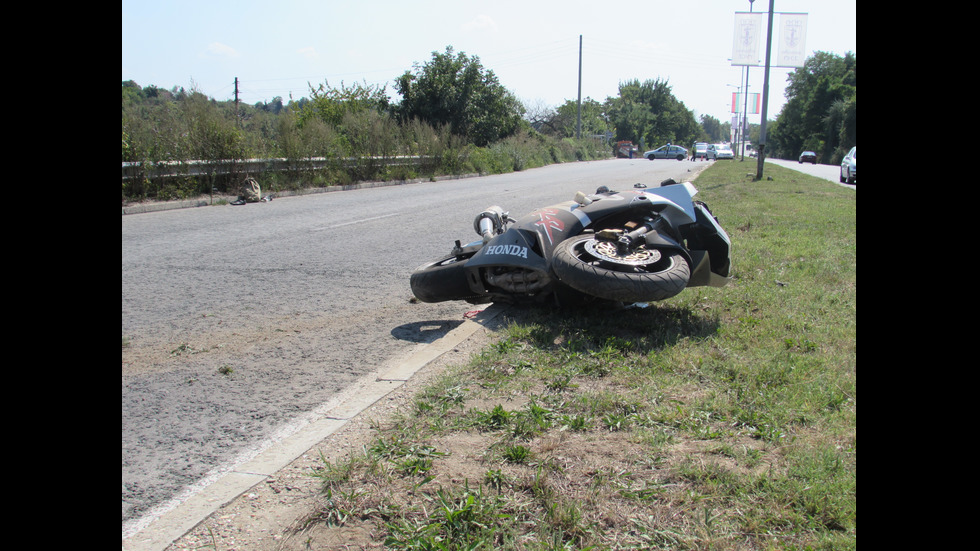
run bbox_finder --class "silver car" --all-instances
[692,142,709,160]
[840,146,856,184]
[644,144,688,161]
[710,144,734,160]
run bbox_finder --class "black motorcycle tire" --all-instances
[410,254,478,303]
[552,235,691,302]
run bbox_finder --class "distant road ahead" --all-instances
[764,157,854,188]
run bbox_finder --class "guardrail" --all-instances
[121,156,431,180]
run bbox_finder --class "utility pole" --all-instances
[234,77,241,128]
[755,0,774,180]
[576,35,582,139]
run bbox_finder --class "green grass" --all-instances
[307,160,856,549]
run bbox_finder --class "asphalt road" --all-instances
[764,157,854,187]
[121,158,709,533]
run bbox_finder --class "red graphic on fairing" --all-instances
[534,208,565,245]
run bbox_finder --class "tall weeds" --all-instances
[121,92,609,203]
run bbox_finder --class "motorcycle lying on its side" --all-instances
[410,180,732,306]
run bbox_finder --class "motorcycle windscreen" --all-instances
[641,182,699,223]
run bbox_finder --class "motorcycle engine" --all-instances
[485,267,551,294]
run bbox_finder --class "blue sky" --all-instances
[121,0,856,126]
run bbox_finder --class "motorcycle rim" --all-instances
[552,235,691,302]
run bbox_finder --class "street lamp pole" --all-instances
[755,0,774,180]
[742,0,754,161]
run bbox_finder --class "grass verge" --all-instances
[304,161,856,549]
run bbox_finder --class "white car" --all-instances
[710,144,734,160]
[839,146,856,184]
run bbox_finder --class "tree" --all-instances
[256,96,285,114]
[768,51,856,162]
[528,98,610,139]
[607,78,699,150]
[522,99,557,134]
[122,80,144,106]
[394,46,524,147]
[698,115,728,143]
[560,98,610,139]
[297,80,390,128]
[290,80,394,159]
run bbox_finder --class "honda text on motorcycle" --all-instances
[410,180,731,306]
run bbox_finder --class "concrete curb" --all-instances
[122,304,506,551]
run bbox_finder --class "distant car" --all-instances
[799,151,817,164]
[839,146,856,184]
[644,144,688,161]
[692,142,709,160]
[711,144,734,160]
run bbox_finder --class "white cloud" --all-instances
[297,46,318,60]
[202,42,239,58]
[462,14,497,33]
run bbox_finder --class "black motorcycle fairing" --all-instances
[465,200,592,272]
[462,196,599,301]
[466,228,549,272]
[643,230,692,265]
[463,228,553,300]
[682,202,732,286]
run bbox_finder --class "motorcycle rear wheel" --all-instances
[552,235,691,302]
[410,254,478,303]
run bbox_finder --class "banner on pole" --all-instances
[731,12,763,66]
[777,13,808,68]
[732,12,809,68]
[731,92,761,114]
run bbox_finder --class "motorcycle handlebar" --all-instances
[474,206,508,242]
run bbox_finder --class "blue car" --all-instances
[644,145,688,161]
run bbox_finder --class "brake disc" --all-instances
[584,239,662,266]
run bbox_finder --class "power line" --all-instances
[224,35,741,109]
